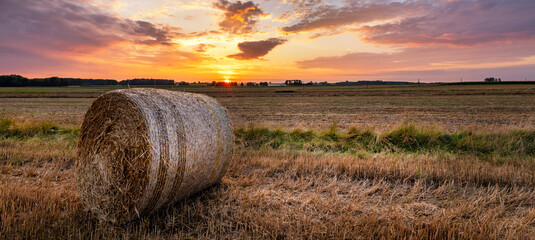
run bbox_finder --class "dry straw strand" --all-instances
[76,88,233,223]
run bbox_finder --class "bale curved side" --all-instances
[76,88,233,223]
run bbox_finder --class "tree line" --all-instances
[0,75,175,87]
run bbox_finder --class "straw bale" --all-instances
[76,88,233,222]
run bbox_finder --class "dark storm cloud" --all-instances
[213,0,265,34]
[227,38,287,60]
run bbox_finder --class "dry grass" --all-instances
[1,84,535,131]
[2,147,535,239]
[1,84,535,239]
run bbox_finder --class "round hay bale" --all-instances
[76,88,233,223]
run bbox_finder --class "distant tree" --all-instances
[47,77,69,86]
[259,82,268,86]
[213,81,237,87]
[120,78,174,85]
[67,78,118,85]
[30,76,69,86]
[0,75,126,87]
[0,74,29,87]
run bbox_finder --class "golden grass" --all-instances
[2,142,535,239]
[1,84,535,238]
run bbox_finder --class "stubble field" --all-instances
[1,84,535,239]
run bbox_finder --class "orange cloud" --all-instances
[213,0,266,34]
[194,44,216,53]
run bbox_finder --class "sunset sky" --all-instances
[1,0,535,82]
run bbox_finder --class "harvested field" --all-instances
[1,84,535,239]
[1,84,535,130]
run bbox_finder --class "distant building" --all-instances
[485,77,502,82]
[285,80,303,85]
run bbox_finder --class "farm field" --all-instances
[1,84,535,239]
[2,84,535,130]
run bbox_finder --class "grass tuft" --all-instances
[234,124,535,161]
[0,118,77,139]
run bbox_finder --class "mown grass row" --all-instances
[2,118,534,160]
[235,124,535,159]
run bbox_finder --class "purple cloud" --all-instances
[0,0,211,76]
[282,0,535,46]
[0,0,178,55]
[284,0,323,9]
[281,1,427,33]
[359,0,535,46]
[227,38,287,60]
[297,42,535,71]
